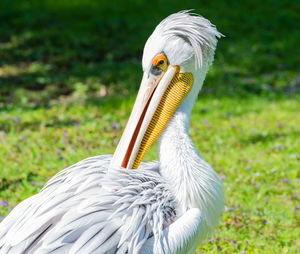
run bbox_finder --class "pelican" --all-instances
[0,11,224,253]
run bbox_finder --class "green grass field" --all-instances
[0,0,299,253]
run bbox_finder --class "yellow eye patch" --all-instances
[152,53,168,71]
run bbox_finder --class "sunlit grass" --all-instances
[0,94,299,253]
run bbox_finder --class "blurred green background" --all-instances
[0,0,299,253]
[0,0,299,105]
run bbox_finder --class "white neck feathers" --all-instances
[157,98,224,240]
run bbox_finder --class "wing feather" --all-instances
[0,155,180,254]
[141,208,203,254]
[71,219,121,253]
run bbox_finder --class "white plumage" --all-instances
[0,11,224,254]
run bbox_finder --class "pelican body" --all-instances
[0,11,224,254]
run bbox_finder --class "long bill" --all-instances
[110,65,193,170]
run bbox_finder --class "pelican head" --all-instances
[111,11,222,169]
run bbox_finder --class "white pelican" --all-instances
[0,11,224,254]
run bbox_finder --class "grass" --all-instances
[0,0,299,253]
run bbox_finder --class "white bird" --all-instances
[0,11,224,254]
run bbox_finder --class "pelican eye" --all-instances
[151,53,168,75]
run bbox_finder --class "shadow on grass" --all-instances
[0,119,81,133]
[0,0,299,107]
[241,130,300,145]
